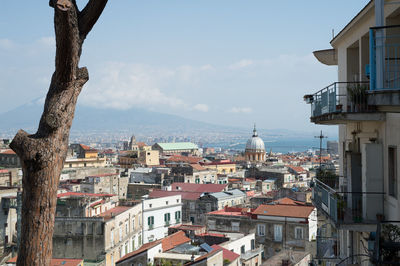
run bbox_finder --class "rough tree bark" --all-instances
[10,0,108,265]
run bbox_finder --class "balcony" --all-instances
[367,25,400,112]
[316,236,339,261]
[312,178,384,231]
[305,82,384,125]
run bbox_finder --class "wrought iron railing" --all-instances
[305,82,370,118]
[312,178,384,225]
[370,25,400,90]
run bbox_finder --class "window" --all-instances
[257,224,265,236]
[175,211,181,222]
[132,217,135,231]
[295,227,304,240]
[131,237,135,251]
[125,242,128,255]
[138,234,142,245]
[251,239,255,250]
[389,146,397,198]
[208,220,216,230]
[231,222,240,232]
[119,226,122,242]
[206,203,211,212]
[166,201,168,205]
[148,216,154,229]
[274,224,282,242]
[110,230,114,247]
[189,202,195,210]
[164,213,171,225]
[240,245,245,254]
[125,222,128,234]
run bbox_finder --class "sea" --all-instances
[205,137,333,154]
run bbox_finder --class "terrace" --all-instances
[312,178,384,231]
[306,25,400,124]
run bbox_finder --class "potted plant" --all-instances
[347,84,368,112]
[303,94,314,104]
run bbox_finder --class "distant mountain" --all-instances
[0,99,335,140]
[0,99,227,133]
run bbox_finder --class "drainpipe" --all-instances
[375,0,384,90]
[141,198,144,245]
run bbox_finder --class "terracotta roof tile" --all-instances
[0,149,16,155]
[211,245,240,262]
[162,231,191,251]
[117,241,162,264]
[253,204,314,219]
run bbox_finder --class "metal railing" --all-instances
[312,178,384,225]
[370,25,400,90]
[305,82,370,118]
[316,236,338,259]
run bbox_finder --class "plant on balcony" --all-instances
[303,94,314,104]
[347,84,368,112]
[336,196,346,221]
[379,223,400,263]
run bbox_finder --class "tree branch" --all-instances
[54,5,80,83]
[79,0,108,40]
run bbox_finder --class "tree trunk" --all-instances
[10,1,108,265]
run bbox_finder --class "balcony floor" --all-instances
[311,112,385,125]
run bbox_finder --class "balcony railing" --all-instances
[370,25,400,90]
[316,236,338,260]
[305,82,371,119]
[312,178,384,226]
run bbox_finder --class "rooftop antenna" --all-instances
[315,130,328,174]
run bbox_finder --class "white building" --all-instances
[306,1,400,264]
[142,195,182,244]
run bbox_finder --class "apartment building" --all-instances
[305,0,400,264]
[141,195,182,244]
[53,193,142,266]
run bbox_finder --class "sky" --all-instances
[0,0,370,136]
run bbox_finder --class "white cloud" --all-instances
[79,62,213,111]
[0,39,15,50]
[193,104,209,112]
[36,37,55,48]
[228,59,253,70]
[229,107,252,114]
[200,64,214,71]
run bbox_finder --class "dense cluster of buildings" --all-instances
[0,125,331,265]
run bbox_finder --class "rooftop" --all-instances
[0,149,16,155]
[7,257,83,266]
[253,204,314,219]
[117,241,162,264]
[208,206,254,217]
[155,142,198,151]
[57,192,115,198]
[211,245,240,262]
[170,182,227,193]
[97,206,131,219]
[162,231,192,251]
[149,190,202,201]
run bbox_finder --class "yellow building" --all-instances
[201,161,236,174]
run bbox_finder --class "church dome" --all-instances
[245,126,265,152]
